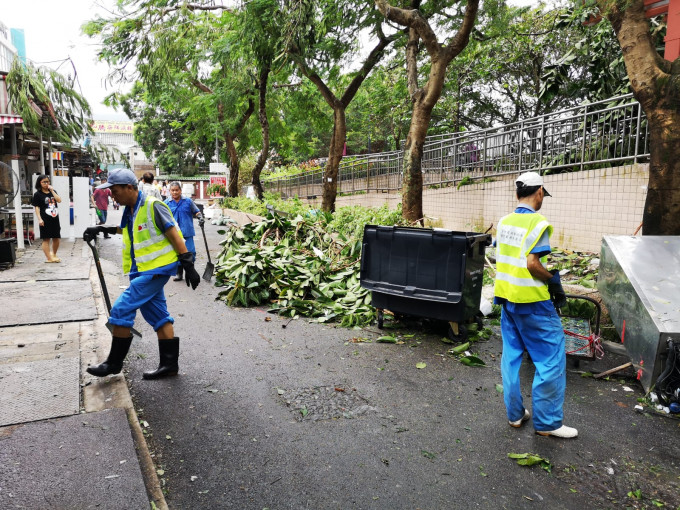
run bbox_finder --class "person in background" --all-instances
[161,180,168,201]
[494,171,576,439]
[83,168,200,380]
[165,181,204,281]
[91,177,113,238]
[140,172,162,200]
[32,174,62,263]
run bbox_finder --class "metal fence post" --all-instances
[482,133,487,179]
[580,103,588,173]
[634,102,642,164]
[518,121,524,172]
[538,114,546,174]
[440,140,444,185]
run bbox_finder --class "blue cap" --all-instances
[97,168,138,189]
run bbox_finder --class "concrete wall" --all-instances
[302,164,649,253]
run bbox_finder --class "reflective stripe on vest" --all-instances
[122,196,181,274]
[493,212,552,303]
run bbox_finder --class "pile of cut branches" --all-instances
[214,213,375,327]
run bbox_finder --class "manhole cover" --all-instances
[279,385,376,421]
[0,357,80,426]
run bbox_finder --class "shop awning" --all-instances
[0,114,23,125]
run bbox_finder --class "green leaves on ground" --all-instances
[421,450,436,460]
[446,341,486,367]
[449,342,469,354]
[460,355,486,367]
[508,453,552,473]
[215,209,399,326]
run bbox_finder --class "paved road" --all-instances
[97,211,680,510]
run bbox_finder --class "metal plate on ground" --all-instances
[0,357,80,426]
[0,323,80,364]
[0,408,149,510]
[0,279,96,327]
[0,255,91,282]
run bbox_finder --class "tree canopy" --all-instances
[6,58,92,146]
[82,0,677,232]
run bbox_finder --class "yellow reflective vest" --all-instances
[494,211,552,303]
[122,195,181,274]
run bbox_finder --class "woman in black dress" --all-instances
[32,174,62,262]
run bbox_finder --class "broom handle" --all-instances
[86,239,112,314]
[200,224,212,264]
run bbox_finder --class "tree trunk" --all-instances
[225,134,239,197]
[642,108,680,234]
[322,107,347,212]
[604,0,680,234]
[401,98,432,223]
[252,65,270,200]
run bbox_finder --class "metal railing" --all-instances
[263,94,649,197]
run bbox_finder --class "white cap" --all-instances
[516,171,551,197]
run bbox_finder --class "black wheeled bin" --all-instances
[360,225,491,336]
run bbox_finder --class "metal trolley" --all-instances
[561,294,604,365]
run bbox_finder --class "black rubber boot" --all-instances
[86,335,133,377]
[143,337,180,380]
[173,266,183,281]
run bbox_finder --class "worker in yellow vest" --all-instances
[494,172,576,439]
[83,168,200,380]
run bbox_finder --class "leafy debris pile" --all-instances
[214,212,375,326]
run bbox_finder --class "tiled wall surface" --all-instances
[305,164,649,253]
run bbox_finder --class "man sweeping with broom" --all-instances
[83,168,200,380]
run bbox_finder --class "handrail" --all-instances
[263,93,648,196]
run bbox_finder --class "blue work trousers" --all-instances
[500,307,566,431]
[185,236,196,262]
[109,273,174,331]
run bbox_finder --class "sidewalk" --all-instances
[0,237,166,510]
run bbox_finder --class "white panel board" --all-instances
[72,177,91,238]
[51,175,69,239]
[31,174,39,238]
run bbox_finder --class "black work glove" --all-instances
[178,252,200,290]
[83,225,117,242]
[197,213,205,228]
[547,269,567,309]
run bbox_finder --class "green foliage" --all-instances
[508,452,552,473]
[206,184,228,197]
[539,1,648,104]
[215,212,375,326]
[456,176,474,189]
[214,200,410,325]
[220,192,311,217]
[6,58,92,145]
[328,203,407,239]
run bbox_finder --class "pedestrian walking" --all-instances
[32,174,62,263]
[83,168,200,380]
[493,171,576,439]
[91,177,113,238]
[140,171,162,200]
[161,180,168,200]
[165,181,204,281]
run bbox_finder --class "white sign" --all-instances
[209,163,228,174]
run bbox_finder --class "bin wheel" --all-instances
[377,310,384,329]
[569,357,581,369]
[447,322,467,341]
[475,315,484,330]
